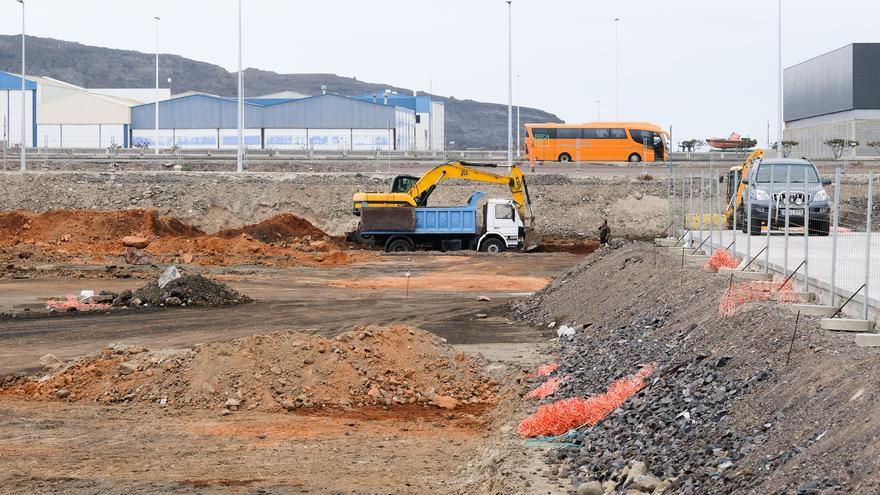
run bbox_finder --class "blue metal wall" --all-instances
[131,94,262,129]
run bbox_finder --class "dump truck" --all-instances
[354,191,527,252]
[350,161,540,252]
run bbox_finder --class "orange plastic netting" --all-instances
[46,295,111,312]
[704,249,740,270]
[518,363,657,437]
[718,278,803,317]
[528,363,559,378]
[527,376,563,400]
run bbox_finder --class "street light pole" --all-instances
[17,0,25,170]
[614,17,620,121]
[596,99,601,121]
[516,73,520,158]
[154,16,160,156]
[506,0,513,167]
[776,0,783,158]
[237,0,244,173]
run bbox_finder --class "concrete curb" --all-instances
[821,318,876,333]
[855,334,880,347]
[717,268,773,281]
[786,304,837,316]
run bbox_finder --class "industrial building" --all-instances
[354,92,444,151]
[0,71,36,148]
[130,92,424,151]
[784,43,880,158]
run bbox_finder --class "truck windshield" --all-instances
[755,164,819,183]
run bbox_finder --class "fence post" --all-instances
[700,171,705,249]
[803,167,810,293]
[717,169,724,249]
[747,172,752,262]
[732,169,738,255]
[784,167,791,277]
[689,174,694,240]
[680,174,686,239]
[708,166,714,252]
[765,164,775,273]
[830,168,841,307]
[864,172,874,320]
[672,172,678,237]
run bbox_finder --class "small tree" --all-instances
[825,138,859,159]
[679,139,704,152]
[735,137,758,151]
[867,141,880,156]
[771,140,799,158]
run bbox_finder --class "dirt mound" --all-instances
[216,213,327,243]
[2,325,497,413]
[0,209,370,268]
[132,274,251,306]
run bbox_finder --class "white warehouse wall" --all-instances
[430,102,445,151]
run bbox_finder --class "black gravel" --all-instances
[132,274,251,307]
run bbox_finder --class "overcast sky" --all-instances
[1,0,877,144]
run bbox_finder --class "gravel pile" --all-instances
[513,243,874,495]
[132,273,251,307]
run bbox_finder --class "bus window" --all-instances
[630,129,651,144]
[610,128,627,139]
[532,128,556,140]
[557,128,582,139]
[584,128,610,139]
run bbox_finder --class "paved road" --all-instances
[690,229,880,313]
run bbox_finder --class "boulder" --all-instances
[122,236,149,249]
[576,481,603,495]
[39,353,64,370]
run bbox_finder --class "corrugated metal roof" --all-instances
[0,71,37,90]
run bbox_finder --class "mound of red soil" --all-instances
[2,325,497,412]
[216,214,327,243]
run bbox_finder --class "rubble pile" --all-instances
[1,325,498,413]
[132,272,251,307]
[513,243,876,494]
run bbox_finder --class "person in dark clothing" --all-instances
[598,219,611,246]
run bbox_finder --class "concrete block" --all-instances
[770,292,816,302]
[654,238,679,247]
[821,318,876,333]
[686,255,709,262]
[786,304,836,316]
[717,268,773,281]
[855,333,880,347]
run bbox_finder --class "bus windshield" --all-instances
[755,163,819,183]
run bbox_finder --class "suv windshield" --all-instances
[755,163,819,183]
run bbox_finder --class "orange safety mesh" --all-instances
[718,278,803,317]
[528,363,559,378]
[527,376,564,400]
[704,249,740,270]
[518,363,657,437]
[46,295,111,312]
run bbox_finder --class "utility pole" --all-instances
[777,0,783,158]
[506,0,513,166]
[614,17,620,120]
[154,16,160,156]
[237,0,244,172]
[516,73,521,158]
[17,0,26,170]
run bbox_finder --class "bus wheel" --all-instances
[628,153,642,163]
[558,153,572,163]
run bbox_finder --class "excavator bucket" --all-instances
[523,227,542,252]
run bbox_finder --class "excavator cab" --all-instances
[391,175,419,194]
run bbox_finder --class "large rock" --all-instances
[158,266,181,289]
[121,236,149,248]
[576,481,603,495]
[624,461,647,487]
[631,474,660,492]
[39,353,64,370]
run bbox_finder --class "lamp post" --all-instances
[776,0,783,157]
[237,0,244,173]
[17,0,25,170]
[614,17,620,120]
[516,73,520,158]
[506,0,513,166]
[154,16,160,156]
[596,99,601,121]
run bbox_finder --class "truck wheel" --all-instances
[385,237,413,253]
[480,238,506,253]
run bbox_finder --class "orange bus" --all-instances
[525,122,670,163]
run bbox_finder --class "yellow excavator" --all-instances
[351,161,540,251]
[723,149,763,228]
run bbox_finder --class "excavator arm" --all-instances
[723,149,764,227]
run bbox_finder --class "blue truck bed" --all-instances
[361,192,484,235]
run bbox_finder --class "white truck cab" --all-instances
[478,198,525,252]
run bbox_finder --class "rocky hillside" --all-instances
[0,35,563,149]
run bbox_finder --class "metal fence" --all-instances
[667,162,879,321]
